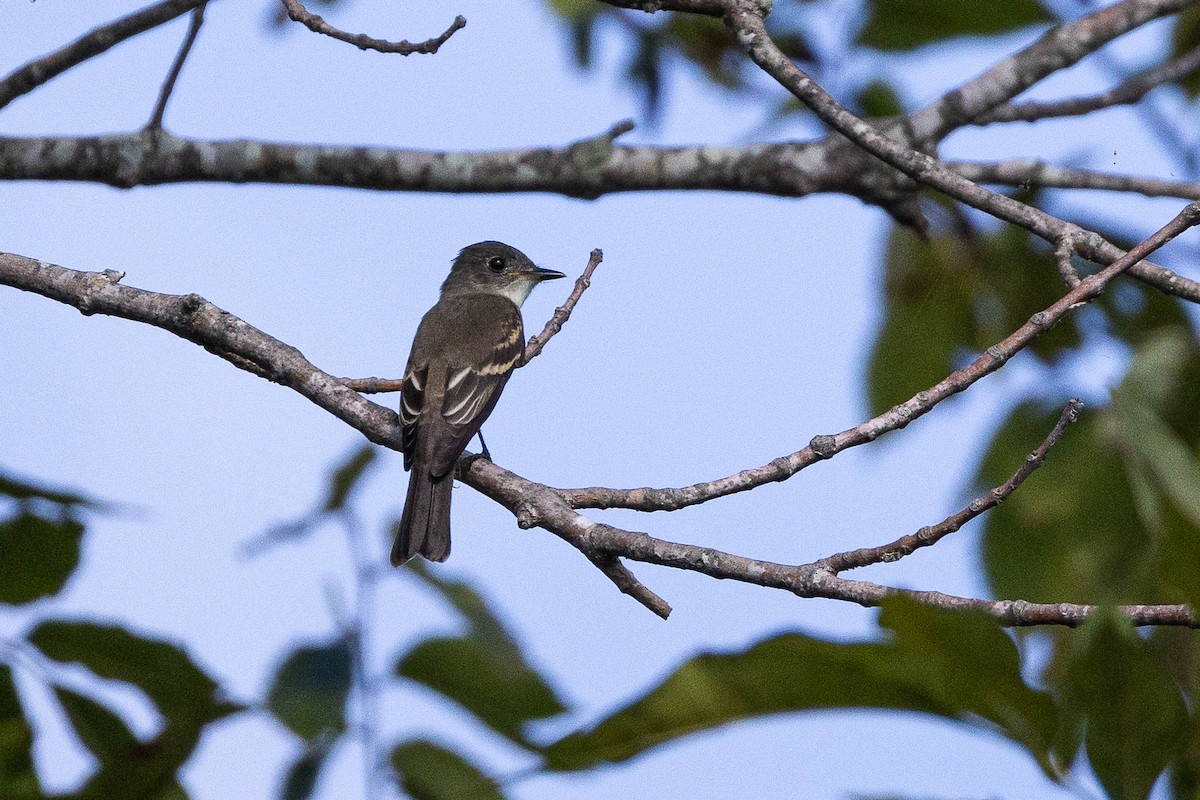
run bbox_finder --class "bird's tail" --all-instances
[392,467,453,565]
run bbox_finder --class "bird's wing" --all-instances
[399,363,427,471]
[426,312,524,477]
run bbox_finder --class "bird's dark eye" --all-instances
[487,256,506,272]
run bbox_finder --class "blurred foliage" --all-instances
[0,472,239,800]
[391,739,505,800]
[1173,5,1200,97]
[974,327,1200,606]
[857,0,1050,51]
[267,636,354,742]
[867,206,1079,417]
[544,595,1058,775]
[546,1,814,122]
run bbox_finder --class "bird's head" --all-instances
[441,241,565,305]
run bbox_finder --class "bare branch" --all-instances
[342,377,404,394]
[1,129,1195,303]
[0,0,207,112]
[820,399,1084,573]
[524,249,604,363]
[0,252,400,449]
[461,457,1197,627]
[279,0,466,55]
[905,0,1194,142]
[586,554,672,619]
[716,1,1200,304]
[562,202,1200,512]
[0,131,824,198]
[147,2,207,131]
[949,159,1200,201]
[3,241,1197,626]
[976,43,1200,125]
[1054,237,1082,288]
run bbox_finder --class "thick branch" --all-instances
[3,248,1197,627]
[279,0,466,55]
[0,131,825,197]
[562,202,1200,511]
[0,253,400,449]
[1,129,1195,303]
[0,0,208,112]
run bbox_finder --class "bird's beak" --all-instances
[524,265,567,281]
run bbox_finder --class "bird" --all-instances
[392,241,565,565]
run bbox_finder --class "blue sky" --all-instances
[1,1,1193,797]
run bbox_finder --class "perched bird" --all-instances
[393,241,565,565]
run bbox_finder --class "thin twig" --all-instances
[147,2,207,131]
[976,43,1200,125]
[0,0,207,111]
[1054,237,1082,288]
[820,399,1084,573]
[279,0,466,55]
[587,554,672,619]
[2,218,1197,626]
[561,202,1200,512]
[342,377,404,394]
[524,249,604,363]
[949,160,1200,201]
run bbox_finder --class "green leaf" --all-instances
[0,665,39,800]
[1055,610,1187,800]
[321,445,377,513]
[53,686,139,768]
[856,80,905,118]
[399,564,566,748]
[29,622,223,722]
[280,740,332,800]
[866,222,1076,416]
[867,226,978,416]
[390,739,505,800]
[267,636,353,742]
[876,597,1059,771]
[543,596,1057,773]
[1172,6,1200,97]
[0,513,83,605]
[859,0,1051,51]
[28,621,234,800]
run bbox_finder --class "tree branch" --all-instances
[524,248,604,363]
[904,0,1194,142]
[3,240,1196,626]
[1,129,1196,303]
[0,0,208,112]
[278,0,466,55]
[949,159,1200,201]
[716,0,1200,304]
[974,43,1200,125]
[146,2,208,131]
[461,457,1198,627]
[562,202,1200,511]
[0,253,400,449]
[820,399,1084,573]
